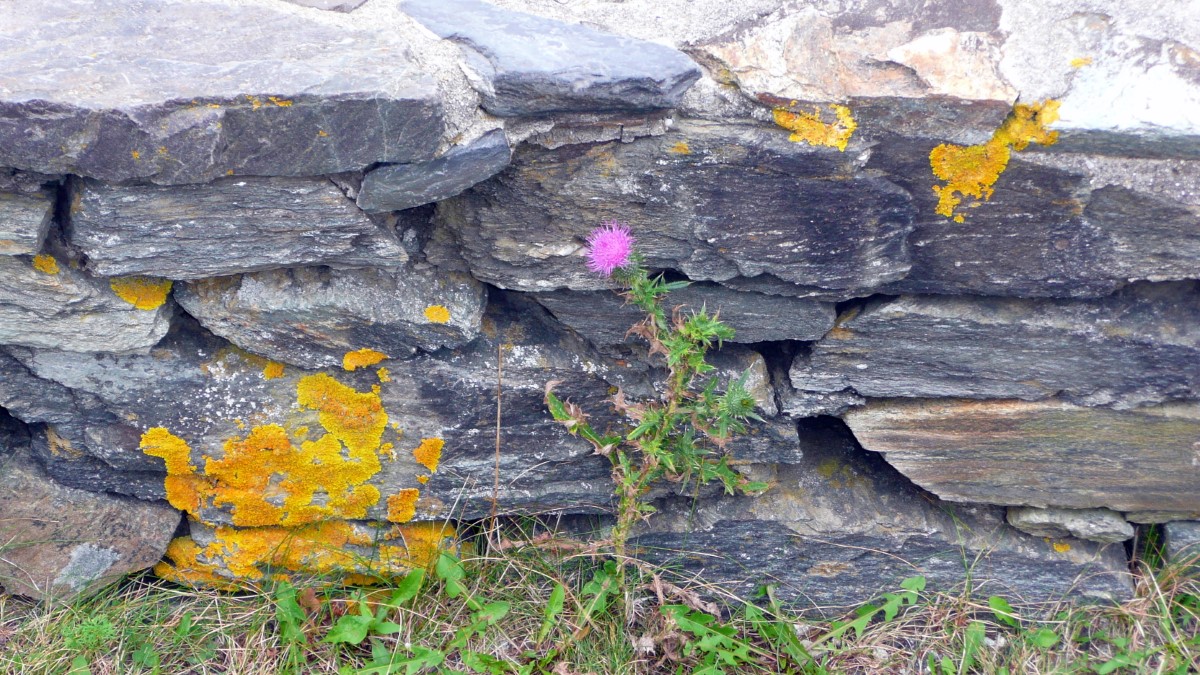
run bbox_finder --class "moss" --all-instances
[342,348,388,372]
[387,489,420,523]
[930,100,1060,222]
[32,254,59,275]
[262,361,285,380]
[424,305,451,324]
[772,104,857,152]
[413,438,443,473]
[110,276,173,310]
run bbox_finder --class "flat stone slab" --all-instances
[0,253,172,352]
[843,398,1200,513]
[176,264,486,370]
[1007,507,1134,544]
[401,0,700,116]
[358,129,513,213]
[0,171,56,256]
[533,282,836,345]
[69,177,407,280]
[0,0,443,184]
[632,419,1132,612]
[0,447,180,601]
[792,282,1200,407]
[433,120,915,296]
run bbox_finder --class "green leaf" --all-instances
[436,552,466,598]
[68,655,92,675]
[323,614,372,645]
[476,601,511,625]
[962,621,986,671]
[537,583,565,642]
[988,595,1019,628]
[1028,627,1059,649]
[899,576,926,593]
[389,568,426,606]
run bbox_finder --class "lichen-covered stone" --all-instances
[0,446,180,600]
[68,177,407,279]
[792,282,1200,407]
[401,0,700,116]
[0,0,443,184]
[176,264,486,370]
[0,171,57,256]
[1007,507,1134,544]
[433,120,915,297]
[533,282,835,345]
[0,253,172,352]
[357,129,513,213]
[843,399,1200,513]
[631,419,1132,611]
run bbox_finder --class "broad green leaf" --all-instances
[900,576,926,593]
[322,614,372,645]
[1028,627,1059,649]
[537,583,565,642]
[988,596,1019,628]
[389,568,426,606]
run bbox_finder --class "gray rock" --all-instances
[433,120,915,296]
[792,283,1200,407]
[68,177,407,280]
[0,0,443,184]
[0,171,57,256]
[175,264,486,370]
[631,419,1132,612]
[401,0,700,116]
[0,447,180,601]
[1126,511,1200,525]
[0,253,172,352]
[0,407,28,463]
[280,0,367,11]
[533,282,835,346]
[358,129,513,213]
[843,398,1200,513]
[870,141,1200,298]
[1007,507,1134,544]
[1163,521,1200,570]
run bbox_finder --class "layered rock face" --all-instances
[2,0,1197,607]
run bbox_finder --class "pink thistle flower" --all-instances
[585,221,635,276]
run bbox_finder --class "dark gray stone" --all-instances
[175,263,486,370]
[432,120,915,296]
[0,253,173,352]
[0,0,443,184]
[0,447,180,601]
[401,0,700,116]
[0,407,28,462]
[1163,522,1200,570]
[1007,507,1134,544]
[68,177,407,280]
[358,129,513,213]
[631,419,1132,613]
[533,282,836,346]
[0,171,57,256]
[843,398,1200,513]
[791,282,1200,408]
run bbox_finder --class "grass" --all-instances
[1,524,1197,675]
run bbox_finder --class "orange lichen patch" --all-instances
[317,129,329,137]
[110,276,173,310]
[262,361,285,380]
[44,427,82,459]
[130,150,141,160]
[296,373,388,455]
[153,521,458,588]
[416,475,430,485]
[342,348,388,372]
[1070,57,1093,68]
[424,304,451,324]
[268,96,293,107]
[668,140,691,154]
[930,100,1060,222]
[772,104,857,151]
[413,438,443,473]
[140,427,195,475]
[1053,541,1072,553]
[387,489,420,523]
[376,367,391,383]
[31,254,59,275]
[205,424,382,527]
[380,442,395,460]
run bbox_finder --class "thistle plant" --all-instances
[545,222,767,571]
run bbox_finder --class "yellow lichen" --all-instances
[668,140,691,154]
[262,361,285,380]
[110,276,173,310]
[1070,57,1093,68]
[772,104,857,151]
[424,305,451,324]
[376,367,391,383]
[130,150,141,160]
[416,475,429,485]
[140,427,196,476]
[930,100,1060,222]
[297,373,389,456]
[1053,541,1072,553]
[318,130,329,137]
[31,254,58,275]
[413,438,443,473]
[387,488,420,523]
[268,96,293,107]
[342,348,388,371]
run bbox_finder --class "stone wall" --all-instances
[1,0,1197,607]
